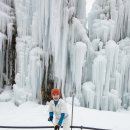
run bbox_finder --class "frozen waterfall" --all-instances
[86,0,130,110]
[0,0,130,111]
[13,0,90,104]
[0,0,15,90]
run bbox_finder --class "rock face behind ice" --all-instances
[0,0,15,90]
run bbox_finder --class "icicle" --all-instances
[82,82,95,108]
[29,47,44,102]
[110,0,118,21]
[70,42,87,98]
[0,32,7,48]
[61,6,69,98]
[0,1,13,15]
[14,0,32,36]
[75,0,86,25]
[123,0,130,38]
[92,55,107,110]
[7,23,14,45]
[114,0,125,42]
[0,11,11,33]
[14,37,44,104]
[72,17,90,44]
[49,0,62,64]
[0,0,13,6]
[0,32,7,88]
[108,89,121,111]
[92,19,115,44]
[92,39,100,51]
[118,38,130,108]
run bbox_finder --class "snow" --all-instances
[0,89,129,130]
[0,100,130,130]
[0,0,130,126]
[0,88,12,102]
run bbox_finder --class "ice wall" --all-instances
[13,37,44,104]
[92,55,107,109]
[88,0,130,42]
[0,0,15,89]
[13,0,89,104]
[13,0,130,111]
[0,33,7,88]
[118,38,130,108]
[85,0,130,111]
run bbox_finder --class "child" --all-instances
[48,88,70,130]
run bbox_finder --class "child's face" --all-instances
[52,94,60,101]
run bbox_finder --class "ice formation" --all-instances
[0,0,15,89]
[13,37,44,104]
[88,0,130,42]
[12,0,130,110]
[86,0,130,110]
[92,55,107,109]
[0,0,130,111]
[82,82,95,108]
[12,0,90,104]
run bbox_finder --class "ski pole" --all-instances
[71,91,75,130]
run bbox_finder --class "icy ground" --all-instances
[0,100,130,130]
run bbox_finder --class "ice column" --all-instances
[13,0,91,105]
[71,42,87,98]
[92,55,107,110]
[0,0,15,88]
[82,82,95,108]
[13,37,44,104]
[104,40,119,94]
[118,38,130,108]
[0,33,7,87]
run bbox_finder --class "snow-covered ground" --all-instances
[0,101,130,130]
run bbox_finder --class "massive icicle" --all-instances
[0,0,15,90]
[13,37,44,104]
[13,0,89,104]
[11,0,130,111]
[92,55,107,110]
[88,0,130,42]
[86,0,130,110]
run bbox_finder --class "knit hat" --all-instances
[51,88,60,96]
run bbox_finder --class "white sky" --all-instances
[86,0,95,16]
[0,101,130,130]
